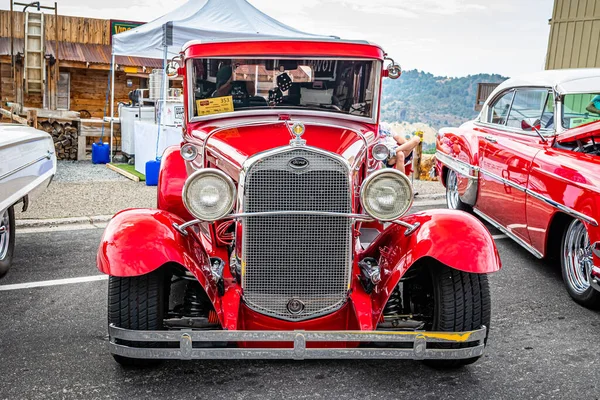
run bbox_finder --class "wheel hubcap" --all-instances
[563,220,592,294]
[446,170,460,210]
[0,209,9,261]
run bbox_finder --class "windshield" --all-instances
[188,58,379,120]
[562,93,600,129]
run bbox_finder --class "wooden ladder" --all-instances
[24,11,45,95]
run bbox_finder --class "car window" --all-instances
[487,91,514,125]
[562,93,600,129]
[506,89,551,131]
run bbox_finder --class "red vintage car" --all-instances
[436,69,600,309]
[97,39,500,368]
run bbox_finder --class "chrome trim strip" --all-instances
[109,324,487,360]
[0,151,53,181]
[435,151,479,179]
[440,152,598,227]
[473,208,543,259]
[231,211,372,219]
[525,188,598,227]
[480,169,598,227]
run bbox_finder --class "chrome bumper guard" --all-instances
[109,324,487,360]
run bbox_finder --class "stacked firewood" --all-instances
[39,120,79,160]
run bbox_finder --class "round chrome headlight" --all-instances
[360,169,413,221]
[372,143,390,161]
[182,169,236,222]
[180,143,198,161]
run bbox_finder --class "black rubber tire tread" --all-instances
[560,221,600,310]
[0,206,15,279]
[445,169,472,213]
[108,269,166,367]
[424,263,491,369]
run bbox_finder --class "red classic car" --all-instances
[436,69,600,309]
[97,39,501,368]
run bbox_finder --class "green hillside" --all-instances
[381,70,507,129]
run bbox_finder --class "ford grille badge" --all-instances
[289,157,309,170]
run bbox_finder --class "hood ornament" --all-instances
[289,122,306,146]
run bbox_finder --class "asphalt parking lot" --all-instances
[1,203,599,400]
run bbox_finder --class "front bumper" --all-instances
[109,324,487,360]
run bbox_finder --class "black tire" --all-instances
[0,206,16,279]
[424,263,491,369]
[445,169,472,212]
[560,219,600,309]
[108,269,167,367]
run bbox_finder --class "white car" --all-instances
[0,123,56,277]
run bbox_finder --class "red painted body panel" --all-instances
[556,120,600,144]
[437,120,600,269]
[437,124,480,197]
[361,209,501,324]
[157,145,193,221]
[183,40,385,60]
[527,149,600,256]
[476,125,542,242]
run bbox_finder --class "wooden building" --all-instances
[546,0,600,70]
[0,9,162,118]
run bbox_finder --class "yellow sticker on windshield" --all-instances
[196,96,234,116]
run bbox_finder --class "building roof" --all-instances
[492,68,600,96]
[0,37,162,68]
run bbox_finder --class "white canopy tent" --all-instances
[109,0,335,158]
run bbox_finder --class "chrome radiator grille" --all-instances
[241,148,352,321]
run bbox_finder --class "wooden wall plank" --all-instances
[1,11,111,45]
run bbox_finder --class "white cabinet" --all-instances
[119,106,155,155]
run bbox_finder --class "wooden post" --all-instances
[412,130,424,180]
[53,2,59,110]
[27,109,37,128]
[10,1,14,93]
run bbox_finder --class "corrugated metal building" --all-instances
[0,10,162,118]
[546,0,600,69]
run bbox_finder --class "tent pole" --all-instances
[160,44,168,156]
[110,53,115,160]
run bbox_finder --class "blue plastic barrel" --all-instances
[91,141,110,164]
[145,159,161,186]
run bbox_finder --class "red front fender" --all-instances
[97,208,212,282]
[361,209,501,323]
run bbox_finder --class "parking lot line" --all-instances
[0,275,108,291]
[492,234,508,240]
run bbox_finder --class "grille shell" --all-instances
[241,148,352,321]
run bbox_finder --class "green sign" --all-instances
[111,20,144,37]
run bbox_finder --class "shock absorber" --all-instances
[383,285,402,318]
[183,281,209,317]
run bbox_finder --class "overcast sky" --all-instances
[2,0,555,77]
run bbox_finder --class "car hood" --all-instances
[556,120,600,144]
[193,117,375,177]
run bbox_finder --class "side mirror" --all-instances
[384,57,402,80]
[166,59,181,78]
[521,118,541,131]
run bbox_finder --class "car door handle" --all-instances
[484,135,497,143]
